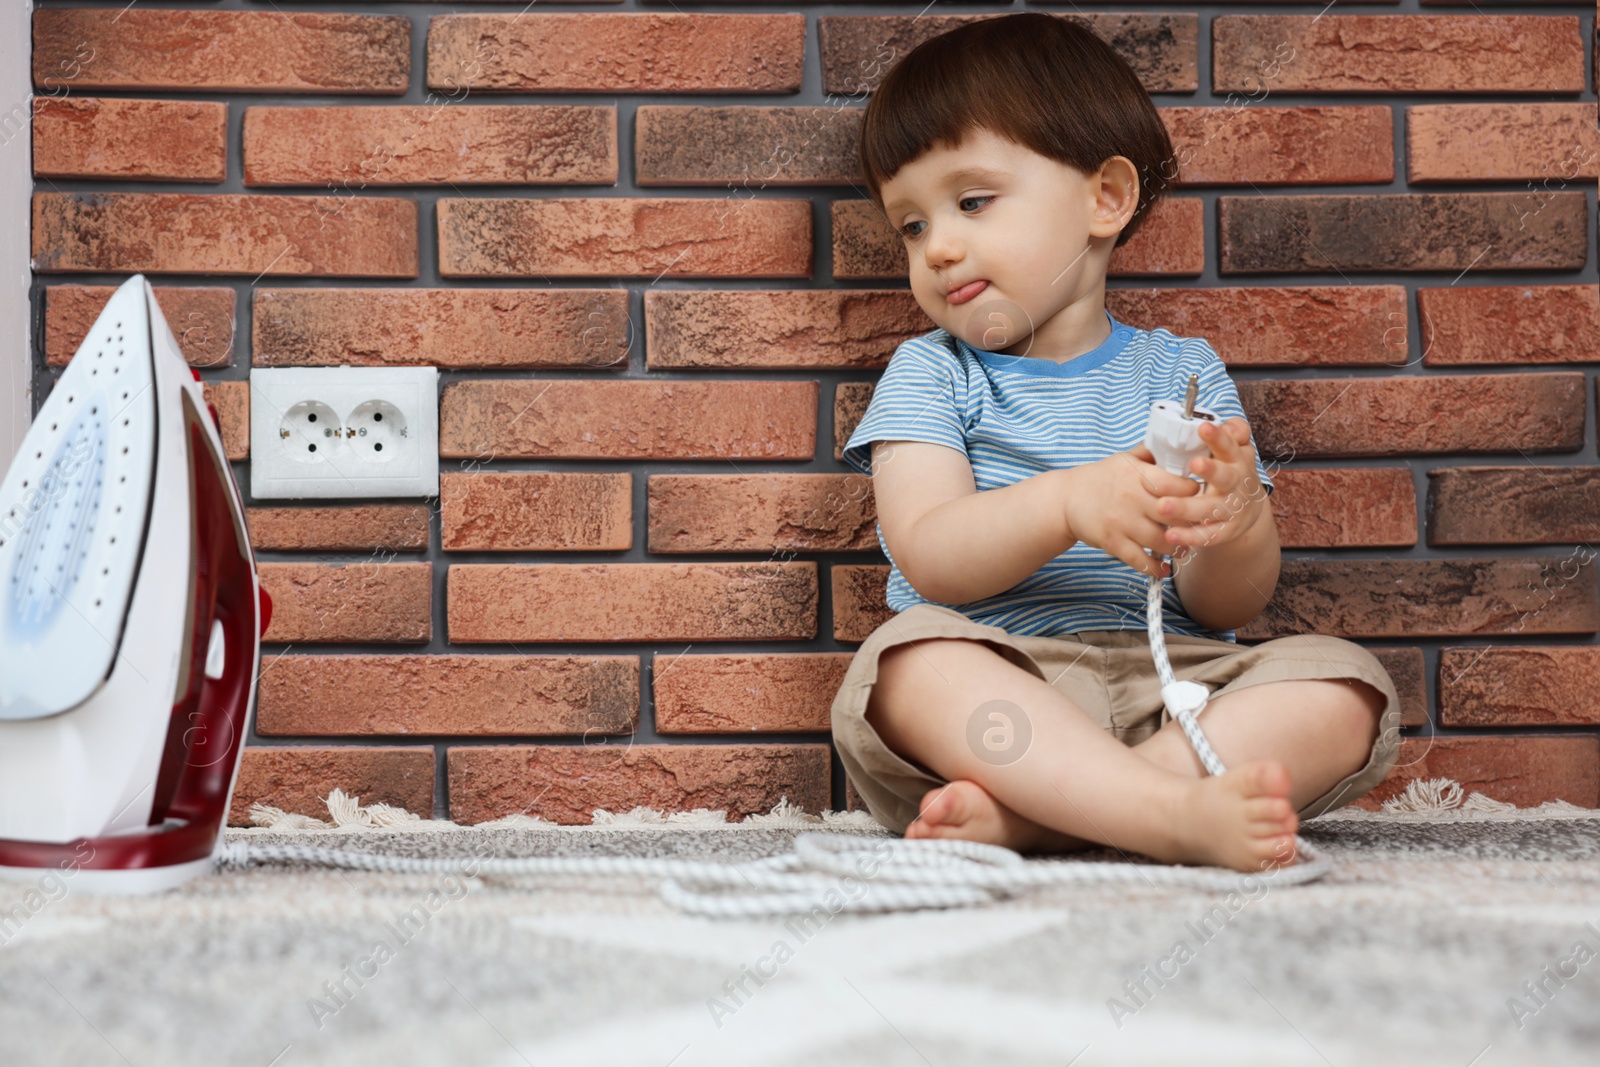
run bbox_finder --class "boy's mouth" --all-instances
[946,279,989,305]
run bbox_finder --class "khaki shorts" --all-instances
[831,603,1403,836]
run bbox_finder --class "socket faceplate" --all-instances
[249,367,439,499]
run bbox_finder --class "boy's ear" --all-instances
[1088,156,1140,242]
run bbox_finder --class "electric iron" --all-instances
[0,274,270,894]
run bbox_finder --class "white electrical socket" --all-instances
[250,366,439,499]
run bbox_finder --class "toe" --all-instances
[1248,833,1293,864]
[1248,820,1292,840]
[1244,759,1293,800]
[918,784,957,825]
[1246,808,1297,841]
[1264,835,1298,865]
[1245,796,1293,823]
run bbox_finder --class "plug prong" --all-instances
[1182,373,1198,419]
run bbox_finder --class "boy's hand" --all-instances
[1063,446,1202,579]
[1149,416,1269,556]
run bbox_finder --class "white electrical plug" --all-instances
[1144,373,1219,482]
[1141,374,1220,572]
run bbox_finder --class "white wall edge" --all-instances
[0,1,33,470]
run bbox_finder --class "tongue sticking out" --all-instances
[949,280,988,304]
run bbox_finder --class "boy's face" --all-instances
[879,127,1135,361]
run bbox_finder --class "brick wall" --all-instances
[26,1,1600,825]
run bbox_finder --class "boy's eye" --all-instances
[896,196,994,241]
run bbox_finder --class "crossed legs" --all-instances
[861,636,1385,870]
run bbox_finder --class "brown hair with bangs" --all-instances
[859,12,1176,248]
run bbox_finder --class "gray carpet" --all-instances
[2,807,1598,1067]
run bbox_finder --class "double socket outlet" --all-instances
[249,367,439,499]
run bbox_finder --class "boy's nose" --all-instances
[922,230,964,271]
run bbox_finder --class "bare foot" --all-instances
[1158,760,1300,872]
[905,780,1093,854]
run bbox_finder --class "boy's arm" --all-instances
[1172,504,1281,632]
[874,440,1078,605]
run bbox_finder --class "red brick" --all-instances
[1351,736,1599,810]
[1439,646,1600,727]
[429,14,804,93]
[33,9,410,94]
[1372,647,1428,729]
[256,654,639,737]
[32,97,226,182]
[649,474,876,554]
[441,472,632,552]
[247,505,431,552]
[229,746,435,826]
[819,13,1199,96]
[438,379,817,460]
[1240,373,1586,458]
[437,197,811,279]
[253,288,629,370]
[446,743,831,824]
[448,562,817,643]
[833,383,873,462]
[1107,286,1408,368]
[244,105,616,186]
[1407,103,1599,184]
[451,559,819,643]
[1219,193,1587,273]
[636,106,865,187]
[1270,468,1417,549]
[646,289,925,370]
[32,193,418,278]
[48,285,235,368]
[1417,284,1600,367]
[1108,197,1207,276]
[1427,467,1600,546]
[1164,106,1392,185]
[832,565,892,643]
[653,653,852,733]
[846,776,869,814]
[1214,15,1584,95]
[1109,197,1207,277]
[203,380,248,461]
[258,562,432,644]
[1238,558,1600,641]
[833,195,1203,279]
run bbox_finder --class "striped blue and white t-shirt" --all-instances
[842,308,1275,642]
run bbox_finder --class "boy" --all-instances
[833,13,1401,873]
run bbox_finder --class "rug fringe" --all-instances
[1324,776,1596,821]
[249,788,446,831]
[1382,777,1522,815]
[246,791,888,832]
[242,778,1595,833]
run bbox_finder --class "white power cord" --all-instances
[217,380,1329,916]
[1143,384,1239,780]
